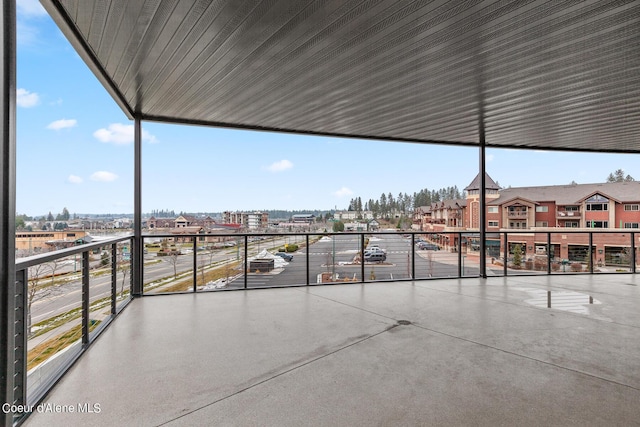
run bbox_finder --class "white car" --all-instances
[364,246,386,255]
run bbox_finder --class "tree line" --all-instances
[346,186,463,219]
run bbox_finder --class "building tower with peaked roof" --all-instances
[464,173,501,229]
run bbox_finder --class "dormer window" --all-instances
[585,194,609,211]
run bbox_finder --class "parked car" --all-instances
[364,245,386,255]
[364,252,386,263]
[275,252,293,261]
[417,242,439,250]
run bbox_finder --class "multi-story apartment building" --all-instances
[147,215,216,229]
[334,210,375,221]
[223,211,269,229]
[416,174,640,265]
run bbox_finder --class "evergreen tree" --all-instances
[607,169,635,182]
[513,244,523,268]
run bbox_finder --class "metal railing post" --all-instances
[589,231,594,274]
[193,237,197,292]
[111,243,117,315]
[306,234,310,285]
[360,233,365,283]
[14,268,27,410]
[411,233,415,280]
[244,235,248,289]
[82,250,90,345]
[503,232,508,276]
[632,232,637,274]
[547,232,552,274]
[457,233,462,277]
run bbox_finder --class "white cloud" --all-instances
[17,0,47,17]
[486,154,494,162]
[265,159,293,173]
[90,171,118,182]
[16,88,39,108]
[334,187,353,197]
[67,175,83,184]
[47,119,77,130]
[93,123,157,145]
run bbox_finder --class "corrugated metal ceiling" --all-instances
[41,0,640,152]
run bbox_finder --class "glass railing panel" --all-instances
[26,252,84,402]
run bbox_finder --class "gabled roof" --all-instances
[40,1,640,153]
[465,173,500,192]
[491,181,640,205]
[441,199,467,209]
[497,197,539,207]
[170,226,205,234]
[576,191,621,204]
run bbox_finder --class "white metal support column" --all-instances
[0,0,17,425]
[133,117,143,296]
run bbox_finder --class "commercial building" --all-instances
[223,211,269,229]
[416,174,640,265]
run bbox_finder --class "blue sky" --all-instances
[16,0,639,217]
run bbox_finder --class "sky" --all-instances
[15,0,640,217]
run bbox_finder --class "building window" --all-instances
[586,203,608,211]
[509,221,527,229]
[487,206,498,213]
[587,221,608,228]
[535,221,548,227]
[564,221,579,228]
[565,206,579,211]
[488,221,499,227]
[535,206,548,212]
[624,222,640,229]
[624,204,639,211]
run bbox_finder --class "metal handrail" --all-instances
[15,235,132,270]
[9,228,638,421]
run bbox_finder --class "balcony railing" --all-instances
[507,211,528,218]
[557,210,581,218]
[13,236,133,423]
[8,229,639,424]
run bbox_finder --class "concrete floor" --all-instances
[23,274,640,426]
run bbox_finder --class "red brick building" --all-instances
[416,174,640,266]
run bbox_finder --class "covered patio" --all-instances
[2,1,640,425]
[23,274,640,426]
